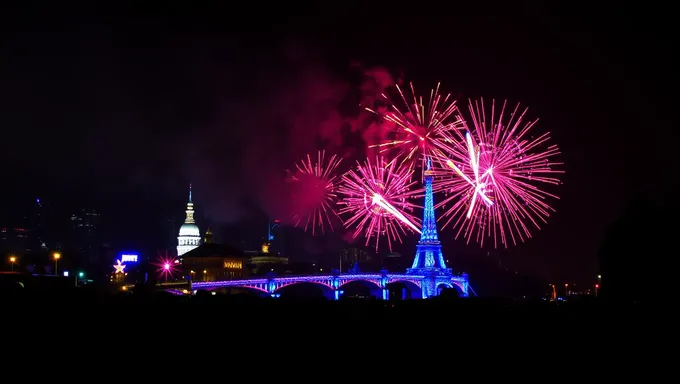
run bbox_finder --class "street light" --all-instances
[53,252,61,276]
[9,256,16,272]
[75,271,85,287]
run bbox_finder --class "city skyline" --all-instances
[1,4,673,287]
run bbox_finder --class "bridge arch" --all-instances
[338,278,381,289]
[274,281,332,299]
[387,279,422,300]
[437,282,463,297]
[338,279,381,299]
[274,280,333,292]
[210,285,269,296]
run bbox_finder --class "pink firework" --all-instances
[337,156,422,251]
[289,150,343,236]
[154,251,179,281]
[365,82,464,171]
[434,99,564,248]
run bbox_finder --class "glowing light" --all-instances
[190,272,469,298]
[154,251,178,280]
[289,150,343,236]
[113,260,126,274]
[120,254,138,263]
[223,260,242,269]
[338,156,422,251]
[434,99,564,248]
[365,82,464,171]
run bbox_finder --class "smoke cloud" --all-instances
[186,41,396,225]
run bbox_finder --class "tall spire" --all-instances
[177,183,201,257]
[408,157,447,270]
[188,182,193,204]
[185,183,195,224]
[419,158,440,243]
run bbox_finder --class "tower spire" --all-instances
[408,157,447,270]
[177,183,200,257]
[189,182,192,204]
[185,183,195,224]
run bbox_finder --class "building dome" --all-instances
[179,223,200,237]
[177,184,201,257]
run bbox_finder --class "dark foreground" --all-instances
[2,287,658,374]
[3,286,647,338]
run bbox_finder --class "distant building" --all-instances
[204,227,214,244]
[177,184,201,257]
[30,198,50,251]
[0,227,30,256]
[180,241,289,281]
[180,243,249,282]
[1,198,49,256]
[383,251,405,272]
[340,247,377,272]
[69,208,100,264]
[250,241,289,274]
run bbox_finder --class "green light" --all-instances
[78,272,84,278]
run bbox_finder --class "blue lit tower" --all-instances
[407,158,463,298]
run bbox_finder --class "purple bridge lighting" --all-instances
[183,159,472,300]
[190,271,469,300]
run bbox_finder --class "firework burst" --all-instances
[289,150,343,235]
[365,82,465,171]
[337,156,422,251]
[434,98,564,248]
[154,251,179,281]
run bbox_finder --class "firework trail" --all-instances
[337,156,422,251]
[289,150,343,236]
[433,99,564,248]
[365,82,465,171]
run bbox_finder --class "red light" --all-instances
[595,284,599,288]
[163,263,170,270]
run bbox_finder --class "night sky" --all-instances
[1,4,673,284]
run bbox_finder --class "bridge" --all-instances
[180,161,472,300]
[190,270,469,299]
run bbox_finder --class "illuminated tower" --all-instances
[177,184,201,256]
[407,159,454,297]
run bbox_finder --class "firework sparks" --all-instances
[154,251,179,281]
[289,150,343,236]
[434,99,564,248]
[337,156,422,251]
[365,82,465,171]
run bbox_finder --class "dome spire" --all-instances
[178,183,200,257]
[184,183,195,224]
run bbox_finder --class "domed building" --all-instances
[177,184,201,256]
